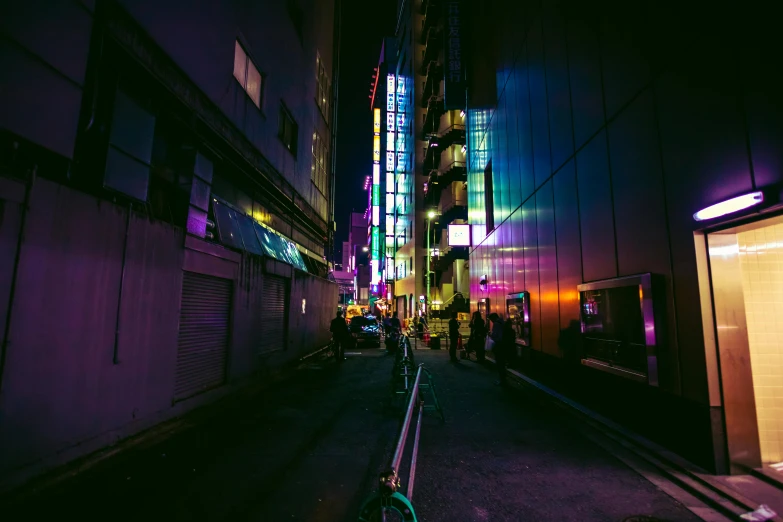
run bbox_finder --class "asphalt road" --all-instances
[1,344,702,522]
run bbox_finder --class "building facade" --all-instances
[389,0,470,321]
[0,0,338,487]
[464,0,783,473]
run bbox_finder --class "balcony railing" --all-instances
[423,96,445,135]
[435,123,466,149]
[420,28,442,74]
[420,61,443,107]
[422,0,440,35]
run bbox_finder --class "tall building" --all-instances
[0,0,338,485]
[463,0,783,474]
[389,0,469,321]
[368,38,400,313]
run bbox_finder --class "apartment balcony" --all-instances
[423,137,441,172]
[420,61,443,107]
[422,95,445,140]
[436,123,466,150]
[435,182,468,231]
[421,0,440,35]
[423,170,441,207]
[420,27,442,75]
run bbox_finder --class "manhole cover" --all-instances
[623,517,665,522]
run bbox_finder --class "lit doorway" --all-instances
[703,216,783,472]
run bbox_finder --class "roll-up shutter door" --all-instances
[259,275,288,354]
[174,271,232,401]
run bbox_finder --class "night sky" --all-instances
[334,0,396,260]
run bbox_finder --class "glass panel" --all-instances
[104,147,150,201]
[109,90,155,163]
[233,41,247,87]
[212,199,244,250]
[190,176,210,212]
[235,212,264,255]
[254,222,280,259]
[186,206,208,237]
[246,61,262,108]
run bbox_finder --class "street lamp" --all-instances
[426,210,436,318]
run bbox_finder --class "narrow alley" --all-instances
[2,346,706,522]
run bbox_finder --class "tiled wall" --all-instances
[464,0,783,402]
[738,225,783,464]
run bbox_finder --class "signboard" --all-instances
[448,224,471,246]
[443,0,465,110]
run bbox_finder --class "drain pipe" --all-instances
[112,203,132,364]
[0,165,36,394]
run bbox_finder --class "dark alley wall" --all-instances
[0,178,336,488]
[465,0,783,469]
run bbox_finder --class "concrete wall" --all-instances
[0,179,336,488]
[116,0,334,222]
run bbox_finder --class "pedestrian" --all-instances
[488,313,507,386]
[329,310,349,363]
[469,310,487,362]
[448,311,461,363]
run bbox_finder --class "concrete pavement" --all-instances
[1,344,704,521]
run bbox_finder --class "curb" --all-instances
[484,356,783,522]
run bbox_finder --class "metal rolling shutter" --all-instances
[174,272,232,401]
[259,275,288,354]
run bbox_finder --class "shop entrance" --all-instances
[703,216,783,471]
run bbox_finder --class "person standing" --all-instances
[329,310,349,363]
[469,311,487,362]
[488,313,507,386]
[448,312,461,363]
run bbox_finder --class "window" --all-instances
[484,160,494,231]
[233,41,263,108]
[278,104,298,155]
[315,51,331,124]
[311,131,329,195]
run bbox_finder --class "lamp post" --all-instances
[426,210,436,318]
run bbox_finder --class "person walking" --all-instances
[448,312,461,363]
[488,313,507,386]
[469,310,487,362]
[329,310,349,363]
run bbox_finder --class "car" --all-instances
[349,315,381,347]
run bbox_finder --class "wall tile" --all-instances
[543,2,573,172]
[527,18,552,187]
[553,160,581,330]
[536,181,560,356]
[576,131,616,282]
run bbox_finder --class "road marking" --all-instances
[345,352,362,355]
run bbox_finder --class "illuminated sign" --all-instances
[448,224,471,246]
[443,0,465,110]
[372,185,380,206]
[373,108,381,135]
[387,132,395,151]
[373,136,381,162]
[373,164,380,184]
[386,152,395,171]
[386,174,395,192]
[387,113,395,131]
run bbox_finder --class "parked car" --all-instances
[350,315,381,346]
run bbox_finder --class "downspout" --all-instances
[329,0,342,268]
[112,202,132,364]
[0,166,36,394]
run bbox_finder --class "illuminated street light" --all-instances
[427,210,436,219]
[362,246,369,252]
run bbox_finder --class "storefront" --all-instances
[695,195,783,473]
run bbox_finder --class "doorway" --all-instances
[704,216,783,471]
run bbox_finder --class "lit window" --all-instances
[234,41,263,108]
[315,51,331,124]
[311,131,329,195]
